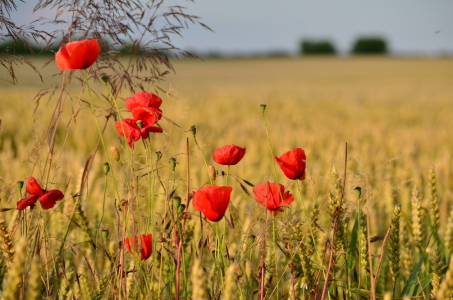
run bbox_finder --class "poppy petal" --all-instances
[26,177,43,196]
[140,234,153,260]
[17,195,39,211]
[253,182,293,216]
[126,92,162,111]
[274,148,306,180]
[39,190,64,210]
[131,107,162,125]
[140,124,163,140]
[193,186,232,222]
[115,119,141,148]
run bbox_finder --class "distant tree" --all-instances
[300,40,336,55]
[0,39,58,55]
[351,37,388,54]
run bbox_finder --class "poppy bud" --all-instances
[17,180,24,190]
[208,165,216,181]
[177,204,186,214]
[155,151,162,162]
[172,196,181,208]
[260,104,267,112]
[190,125,196,136]
[248,235,256,245]
[354,186,362,198]
[102,229,109,239]
[109,146,120,161]
[170,157,177,171]
[103,162,110,175]
[101,75,109,84]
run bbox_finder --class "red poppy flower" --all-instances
[213,144,246,165]
[55,39,101,71]
[124,234,153,260]
[115,119,163,148]
[273,148,306,180]
[192,186,233,222]
[17,177,64,211]
[253,182,294,216]
[131,106,162,125]
[126,92,162,111]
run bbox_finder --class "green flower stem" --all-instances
[226,165,230,186]
[192,134,214,186]
[261,109,280,184]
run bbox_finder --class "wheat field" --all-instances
[1,56,453,299]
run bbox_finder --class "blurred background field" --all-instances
[1,56,453,227]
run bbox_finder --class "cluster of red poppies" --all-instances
[115,92,164,149]
[193,145,306,221]
[17,38,307,261]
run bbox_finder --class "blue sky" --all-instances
[10,0,453,55]
[174,0,453,55]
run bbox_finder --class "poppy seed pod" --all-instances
[103,162,110,175]
[208,164,216,181]
[172,196,181,208]
[190,125,196,137]
[170,157,177,171]
[354,186,362,197]
[17,180,24,190]
[109,146,120,161]
[101,229,109,239]
[177,204,186,214]
[155,151,162,162]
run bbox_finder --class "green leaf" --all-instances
[413,273,433,296]
[400,232,433,297]
[347,216,359,269]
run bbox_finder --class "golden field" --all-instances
[1,56,453,299]
[2,57,453,208]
